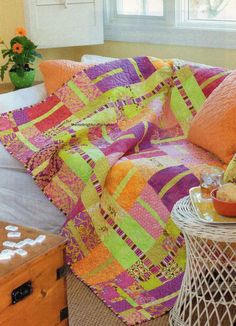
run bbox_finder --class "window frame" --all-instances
[104,0,236,49]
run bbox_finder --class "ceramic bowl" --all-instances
[211,189,236,217]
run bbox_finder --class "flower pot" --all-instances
[9,69,35,89]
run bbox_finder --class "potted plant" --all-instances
[0,27,42,89]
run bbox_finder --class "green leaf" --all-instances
[32,51,42,58]
[0,62,9,81]
[10,36,26,47]
[0,68,4,81]
[3,50,10,59]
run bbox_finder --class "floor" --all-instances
[67,272,169,326]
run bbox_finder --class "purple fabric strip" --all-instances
[95,72,140,92]
[13,110,29,125]
[162,174,199,211]
[162,296,178,309]
[148,165,189,194]
[85,59,140,82]
[111,300,133,313]
[134,56,156,79]
[148,273,184,298]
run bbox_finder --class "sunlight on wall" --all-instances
[1,0,236,85]
[74,41,236,70]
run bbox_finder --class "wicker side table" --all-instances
[169,196,236,326]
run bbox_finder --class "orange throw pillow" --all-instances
[188,70,236,164]
[39,60,93,94]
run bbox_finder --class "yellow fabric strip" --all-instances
[32,159,49,177]
[113,167,137,201]
[68,81,89,105]
[151,135,186,144]
[159,170,192,198]
[101,126,113,144]
[129,58,145,81]
[142,290,179,308]
[129,148,163,156]
[116,133,136,141]
[134,121,148,152]
[200,71,228,90]
[116,288,138,307]
[16,132,38,152]
[121,290,179,319]
[54,175,78,202]
[18,102,64,131]
[137,197,166,229]
[68,220,89,256]
[92,68,123,84]
[82,256,115,278]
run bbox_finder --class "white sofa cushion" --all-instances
[0,83,47,113]
[81,54,117,64]
[0,83,65,232]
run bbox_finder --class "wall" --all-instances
[74,41,236,70]
[1,0,236,85]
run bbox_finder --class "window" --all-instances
[188,0,236,22]
[116,0,164,17]
[104,0,236,49]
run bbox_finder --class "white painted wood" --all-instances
[24,0,104,48]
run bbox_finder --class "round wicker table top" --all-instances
[171,196,236,242]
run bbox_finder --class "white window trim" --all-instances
[104,0,236,49]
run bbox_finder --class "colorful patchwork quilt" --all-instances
[0,57,226,324]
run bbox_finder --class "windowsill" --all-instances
[105,21,236,49]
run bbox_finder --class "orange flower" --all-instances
[12,43,23,54]
[16,27,27,36]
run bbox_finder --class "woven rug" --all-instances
[66,273,232,326]
[66,272,169,326]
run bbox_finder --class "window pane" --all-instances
[116,0,164,16]
[188,0,236,21]
[145,0,163,16]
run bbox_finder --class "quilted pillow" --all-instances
[188,70,236,163]
[39,60,93,94]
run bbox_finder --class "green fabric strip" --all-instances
[68,81,90,105]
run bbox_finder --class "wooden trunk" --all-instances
[0,221,68,326]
